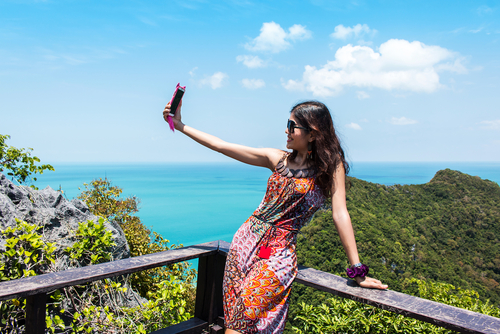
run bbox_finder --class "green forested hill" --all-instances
[292,169,500,314]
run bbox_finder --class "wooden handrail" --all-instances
[295,266,500,334]
[1,240,499,334]
[0,241,219,302]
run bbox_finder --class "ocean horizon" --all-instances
[29,161,500,248]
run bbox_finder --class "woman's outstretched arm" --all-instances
[331,163,388,289]
[163,102,283,171]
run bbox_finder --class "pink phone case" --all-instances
[169,83,186,116]
[166,83,186,132]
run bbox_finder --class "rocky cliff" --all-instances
[0,173,148,308]
[0,173,129,265]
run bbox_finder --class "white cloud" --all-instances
[477,5,493,15]
[200,72,228,89]
[236,55,265,68]
[469,27,484,33]
[189,67,198,77]
[282,78,305,91]
[241,78,265,89]
[283,39,466,97]
[245,22,312,53]
[356,91,369,99]
[330,24,375,40]
[288,24,312,41]
[389,117,418,125]
[346,122,362,130]
[479,120,500,129]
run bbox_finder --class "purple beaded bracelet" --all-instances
[346,263,369,278]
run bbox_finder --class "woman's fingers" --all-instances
[162,101,183,130]
[357,276,388,290]
[163,104,171,113]
[163,103,172,122]
[361,280,387,289]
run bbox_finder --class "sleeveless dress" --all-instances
[223,153,326,333]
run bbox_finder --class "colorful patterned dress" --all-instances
[223,153,326,333]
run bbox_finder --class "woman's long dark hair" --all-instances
[289,101,349,198]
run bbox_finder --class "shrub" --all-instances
[78,178,196,308]
[0,219,57,332]
[0,219,194,334]
[291,278,500,334]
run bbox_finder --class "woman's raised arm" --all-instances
[331,163,388,290]
[163,102,283,171]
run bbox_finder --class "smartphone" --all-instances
[169,84,186,116]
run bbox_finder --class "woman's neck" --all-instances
[287,152,311,170]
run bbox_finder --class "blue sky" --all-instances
[1,0,499,163]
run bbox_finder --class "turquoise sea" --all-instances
[32,162,500,247]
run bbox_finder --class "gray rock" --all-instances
[0,172,147,310]
[0,173,130,260]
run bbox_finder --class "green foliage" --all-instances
[0,134,54,188]
[66,276,192,334]
[66,217,116,266]
[287,169,500,332]
[404,278,500,317]
[0,127,195,332]
[61,214,193,333]
[78,178,196,304]
[78,178,139,226]
[291,279,500,334]
[1,177,197,333]
[63,179,196,332]
[0,219,56,280]
[292,170,500,311]
[0,217,194,333]
[0,219,57,331]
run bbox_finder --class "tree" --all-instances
[78,178,196,305]
[0,134,54,187]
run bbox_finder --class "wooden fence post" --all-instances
[25,293,47,334]
[194,251,225,326]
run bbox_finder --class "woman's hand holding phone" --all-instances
[163,83,186,132]
[163,100,183,130]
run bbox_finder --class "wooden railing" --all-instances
[0,240,499,334]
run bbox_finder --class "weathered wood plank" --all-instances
[217,241,230,255]
[296,265,500,334]
[0,241,219,301]
[149,317,207,334]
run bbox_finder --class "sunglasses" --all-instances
[287,120,309,134]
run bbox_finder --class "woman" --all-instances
[163,100,387,334]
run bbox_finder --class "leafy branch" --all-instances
[0,134,54,188]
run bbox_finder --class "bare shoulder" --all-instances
[267,149,288,170]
